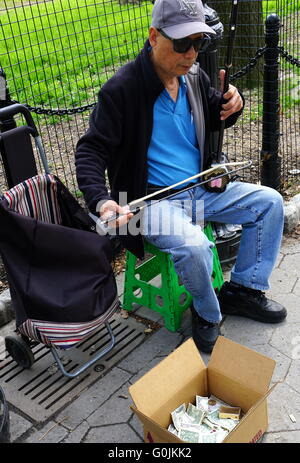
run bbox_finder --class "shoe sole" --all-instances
[221,304,287,324]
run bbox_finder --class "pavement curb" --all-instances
[1,196,300,328]
[284,192,300,233]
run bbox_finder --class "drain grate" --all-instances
[0,313,150,422]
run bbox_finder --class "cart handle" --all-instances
[0,103,39,137]
[0,103,50,174]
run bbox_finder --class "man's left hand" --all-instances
[219,69,243,121]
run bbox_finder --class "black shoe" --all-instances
[218,281,287,323]
[191,306,220,354]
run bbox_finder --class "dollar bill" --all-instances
[215,429,229,443]
[200,432,217,444]
[196,395,209,412]
[171,403,186,432]
[180,411,194,426]
[207,396,223,414]
[178,426,201,443]
[207,412,238,432]
[170,395,240,443]
[168,424,178,436]
[203,416,220,430]
[209,410,222,421]
[187,403,206,425]
[208,395,237,415]
[219,418,238,432]
[207,395,233,415]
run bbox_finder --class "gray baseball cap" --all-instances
[152,0,216,39]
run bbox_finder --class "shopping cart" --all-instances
[0,104,119,378]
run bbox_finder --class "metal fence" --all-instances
[208,0,300,193]
[0,0,299,196]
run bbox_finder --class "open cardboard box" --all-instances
[129,336,276,443]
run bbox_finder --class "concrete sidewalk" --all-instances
[0,228,297,444]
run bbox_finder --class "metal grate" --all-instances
[0,313,151,422]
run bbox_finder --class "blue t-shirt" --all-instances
[147,76,200,188]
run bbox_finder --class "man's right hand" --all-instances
[98,200,133,228]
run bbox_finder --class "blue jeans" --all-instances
[141,182,284,324]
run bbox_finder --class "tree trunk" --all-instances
[206,0,265,89]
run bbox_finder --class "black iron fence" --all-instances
[208,0,300,194]
[0,0,299,196]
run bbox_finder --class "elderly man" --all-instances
[76,0,286,353]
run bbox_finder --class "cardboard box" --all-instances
[129,336,276,443]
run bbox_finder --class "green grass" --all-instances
[0,0,299,111]
[263,0,300,15]
[0,0,152,108]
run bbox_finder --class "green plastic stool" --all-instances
[122,222,224,332]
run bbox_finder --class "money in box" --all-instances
[129,336,276,443]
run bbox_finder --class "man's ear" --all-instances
[149,26,158,47]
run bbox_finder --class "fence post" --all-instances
[260,14,281,190]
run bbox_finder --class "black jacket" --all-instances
[76,40,243,257]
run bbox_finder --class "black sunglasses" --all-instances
[158,29,211,54]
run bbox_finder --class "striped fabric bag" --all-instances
[4,174,62,225]
[0,173,119,350]
[18,301,118,348]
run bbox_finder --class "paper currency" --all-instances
[203,416,219,430]
[200,432,217,444]
[169,394,241,444]
[171,403,186,432]
[207,395,229,414]
[206,411,239,432]
[168,424,178,436]
[196,395,209,412]
[178,426,201,443]
[216,429,229,443]
[187,403,206,425]
[180,411,194,426]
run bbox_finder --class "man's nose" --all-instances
[183,46,198,59]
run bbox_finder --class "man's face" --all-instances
[149,27,201,79]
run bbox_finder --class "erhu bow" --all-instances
[100,160,251,226]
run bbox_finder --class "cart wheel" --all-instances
[5,334,34,369]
